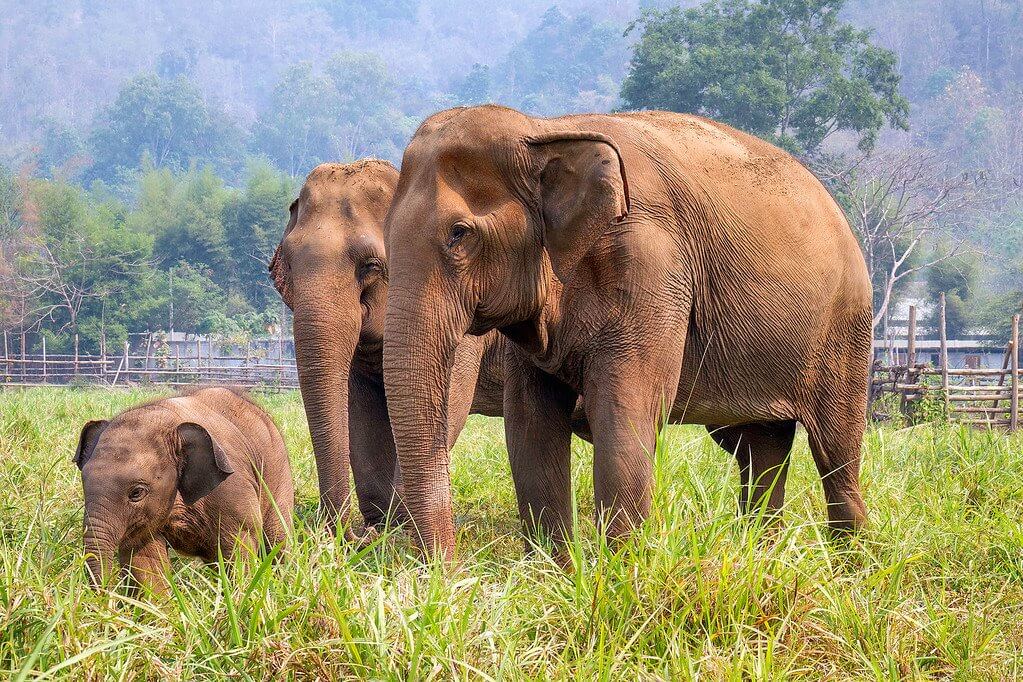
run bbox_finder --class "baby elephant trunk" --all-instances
[83,512,120,589]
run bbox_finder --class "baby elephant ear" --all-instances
[176,422,235,505]
[74,420,109,470]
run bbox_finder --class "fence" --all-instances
[870,295,1020,430]
[1,336,298,389]
[4,302,1022,430]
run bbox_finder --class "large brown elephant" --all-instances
[382,106,873,560]
[268,160,509,536]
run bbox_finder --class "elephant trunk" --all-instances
[383,288,467,561]
[293,287,361,537]
[83,512,120,589]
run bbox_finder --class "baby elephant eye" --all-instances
[128,485,148,503]
[447,223,469,248]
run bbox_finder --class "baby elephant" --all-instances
[74,387,294,594]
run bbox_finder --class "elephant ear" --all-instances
[268,199,298,310]
[176,422,235,505]
[74,419,109,470]
[525,131,630,283]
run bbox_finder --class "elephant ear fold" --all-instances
[74,420,109,470]
[176,422,234,505]
[268,199,298,310]
[525,131,630,282]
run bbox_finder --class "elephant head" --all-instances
[268,160,399,534]
[382,106,628,558]
[75,415,233,588]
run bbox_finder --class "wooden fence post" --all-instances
[144,332,153,381]
[3,331,8,382]
[939,293,949,416]
[1011,314,1019,432]
[900,305,918,417]
[124,340,130,384]
[74,333,80,377]
[41,335,46,383]
[907,305,917,368]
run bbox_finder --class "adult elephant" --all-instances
[268,160,508,538]
[382,106,873,560]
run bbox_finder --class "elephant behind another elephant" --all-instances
[268,160,509,538]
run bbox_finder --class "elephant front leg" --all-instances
[349,370,404,529]
[504,351,577,558]
[583,348,684,541]
[120,536,171,597]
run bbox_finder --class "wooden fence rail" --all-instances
[5,301,1022,432]
[1,351,299,389]
[871,299,1021,430]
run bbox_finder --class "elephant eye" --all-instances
[128,485,149,503]
[447,223,469,249]
[358,258,386,282]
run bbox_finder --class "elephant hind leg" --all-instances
[803,415,867,533]
[707,420,796,517]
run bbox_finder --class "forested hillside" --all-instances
[0,0,1020,353]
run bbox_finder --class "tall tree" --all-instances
[14,181,155,350]
[225,162,294,311]
[496,6,629,115]
[251,64,341,177]
[820,149,1002,335]
[86,74,243,186]
[621,0,910,154]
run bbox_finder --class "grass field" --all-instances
[1,387,1022,679]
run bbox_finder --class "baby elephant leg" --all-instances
[120,537,171,597]
[707,421,797,517]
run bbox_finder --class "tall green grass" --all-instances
[1,387,1021,679]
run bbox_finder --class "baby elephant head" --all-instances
[74,415,234,588]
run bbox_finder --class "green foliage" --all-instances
[138,166,233,291]
[252,53,414,174]
[224,162,295,311]
[926,251,979,338]
[0,164,21,242]
[621,0,910,154]
[18,180,160,352]
[165,262,229,334]
[493,7,628,115]
[2,389,1023,677]
[3,163,293,350]
[86,75,244,187]
[31,119,86,181]
[455,64,493,106]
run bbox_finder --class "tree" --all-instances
[86,74,244,186]
[161,261,229,335]
[496,6,629,116]
[139,166,233,292]
[324,51,415,162]
[0,165,22,242]
[15,181,155,350]
[225,162,294,311]
[820,149,1002,336]
[454,64,492,106]
[925,250,978,337]
[32,119,87,180]
[621,0,909,155]
[251,63,341,177]
[252,53,414,171]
